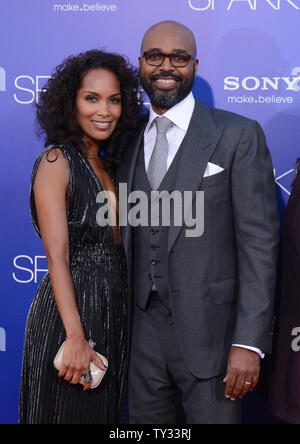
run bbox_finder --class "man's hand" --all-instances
[223,346,261,401]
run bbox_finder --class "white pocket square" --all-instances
[204,162,224,178]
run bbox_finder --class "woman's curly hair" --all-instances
[36,49,144,172]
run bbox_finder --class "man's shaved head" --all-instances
[139,20,199,114]
[141,21,197,56]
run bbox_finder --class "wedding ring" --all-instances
[244,381,252,385]
[84,370,92,383]
[88,340,96,349]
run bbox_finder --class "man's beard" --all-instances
[140,70,195,110]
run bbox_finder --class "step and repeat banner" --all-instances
[1,0,300,424]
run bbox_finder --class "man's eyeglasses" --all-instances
[141,51,197,68]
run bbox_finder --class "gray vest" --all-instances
[132,140,184,310]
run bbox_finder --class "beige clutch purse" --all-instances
[53,341,108,389]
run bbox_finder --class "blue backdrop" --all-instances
[1,0,300,424]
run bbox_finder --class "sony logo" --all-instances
[224,76,300,91]
[189,0,299,11]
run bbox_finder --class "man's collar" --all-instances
[145,92,195,134]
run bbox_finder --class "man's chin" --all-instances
[142,80,193,110]
[149,93,178,111]
[152,85,179,94]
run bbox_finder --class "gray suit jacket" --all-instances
[116,99,280,378]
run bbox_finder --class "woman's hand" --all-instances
[58,337,107,391]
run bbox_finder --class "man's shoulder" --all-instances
[195,99,255,131]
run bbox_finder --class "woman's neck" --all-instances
[83,136,101,161]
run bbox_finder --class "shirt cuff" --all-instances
[232,344,265,359]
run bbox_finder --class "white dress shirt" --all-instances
[144,92,264,359]
[144,92,195,172]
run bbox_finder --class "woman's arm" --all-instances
[34,149,106,389]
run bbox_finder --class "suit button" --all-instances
[150,229,158,235]
[152,260,160,265]
[151,245,159,250]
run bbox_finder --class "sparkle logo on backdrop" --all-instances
[275,168,296,196]
[0,328,6,352]
[0,67,6,92]
[188,0,299,11]
[14,75,51,105]
[0,70,51,104]
[12,255,48,284]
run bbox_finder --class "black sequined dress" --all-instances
[19,145,128,424]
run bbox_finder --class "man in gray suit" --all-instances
[116,21,279,424]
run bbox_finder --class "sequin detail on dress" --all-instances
[19,144,128,424]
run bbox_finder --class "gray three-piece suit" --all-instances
[116,99,279,424]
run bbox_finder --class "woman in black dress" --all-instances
[19,50,141,424]
[270,160,300,424]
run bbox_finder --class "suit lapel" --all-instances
[168,100,224,252]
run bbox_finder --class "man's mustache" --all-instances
[149,72,183,82]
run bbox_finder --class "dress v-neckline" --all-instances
[79,151,105,192]
[79,151,121,245]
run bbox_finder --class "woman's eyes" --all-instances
[110,97,121,104]
[85,96,97,102]
[85,96,121,104]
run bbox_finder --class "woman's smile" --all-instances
[90,120,114,131]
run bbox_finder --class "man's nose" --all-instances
[159,56,175,71]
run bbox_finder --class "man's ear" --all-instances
[138,56,142,70]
